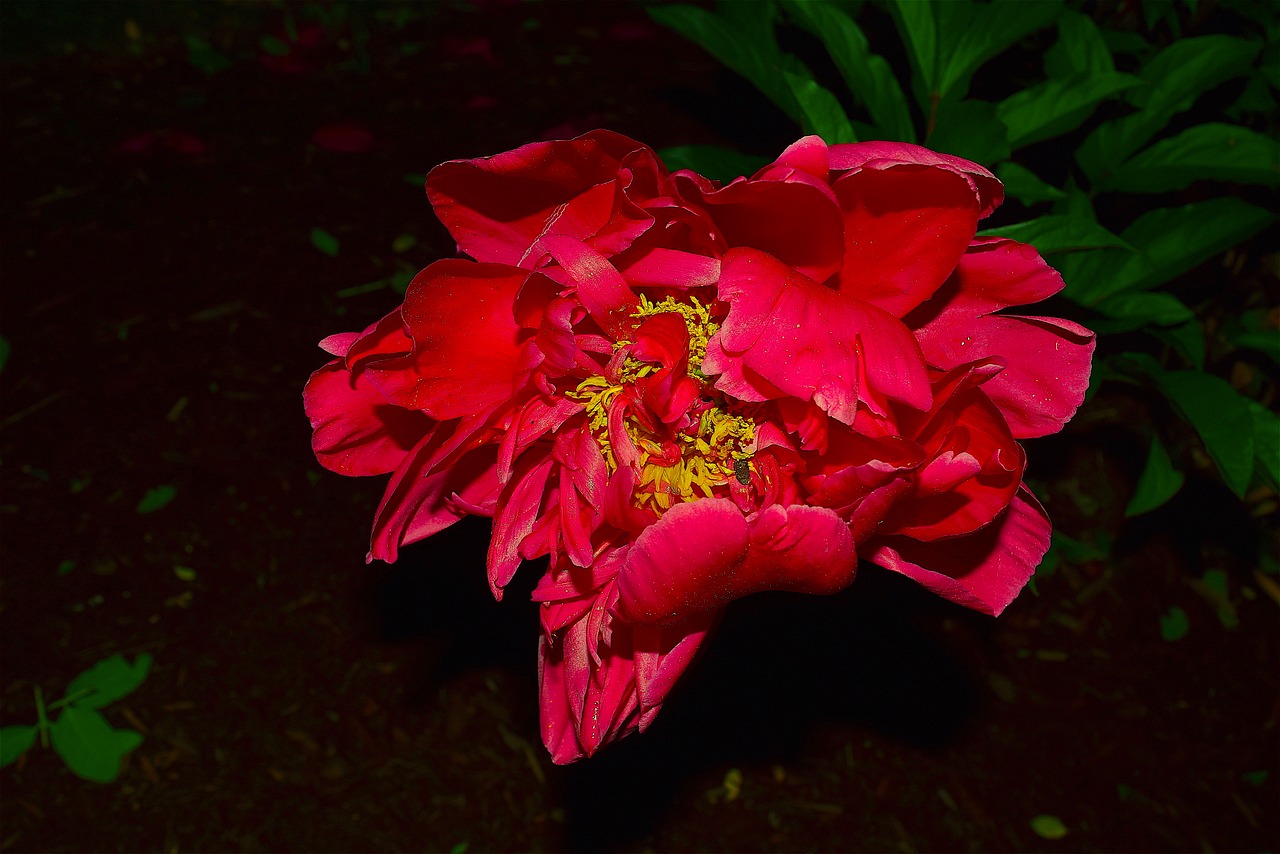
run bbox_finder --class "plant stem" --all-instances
[46,688,96,712]
[34,685,49,748]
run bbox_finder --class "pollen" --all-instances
[564,295,755,511]
[632,294,720,376]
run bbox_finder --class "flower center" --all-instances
[566,296,757,511]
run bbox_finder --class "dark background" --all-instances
[1,2,1276,851]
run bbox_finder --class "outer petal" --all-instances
[831,162,982,317]
[616,499,856,623]
[426,130,662,266]
[709,248,931,421]
[867,486,1051,616]
[538,608,641,764]
[304,360,432,476]
[632,611,717,731]
[369,260,535,419]
[827,141,1003,218]
[906,238,1095,438]
[671,162,844,284]
[879,368,1025,541]
[368,440,500,564]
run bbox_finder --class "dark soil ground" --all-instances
[1,2,1276,852]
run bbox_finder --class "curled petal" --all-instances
[633,611,717,730]
[906,238,1095,438]
[827,141,1003,219]
[537,235,639,338]
[672,165,844,284]
[369,439,500,564]
[426,130,662,266]
[867,486,1051,616]
[616,499,856,623]
[369,260,536,420]
[539,609,640,763]
[831,164,981,317]
[304,360,432,476]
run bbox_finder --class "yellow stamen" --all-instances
[566,295,755,512]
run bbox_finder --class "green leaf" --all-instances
[979,214,1131,255]
[64,654,153,710]
[1091,292,1194,334]
[1044,11,1114,77]
[783,1,915,141]
[185,34,232,75]
[1101,123,1280,193]
[997,71,1143,149]
[0,334,9,373]
[887,0,937,99]
[927,98,1009,165]
[1246,399,1280,491]
[1200,569,1239,629]
[1078,35,1261,180]
[1159,606,1190,641]
[310,227,339,258]
[1125,435,1185,517]
[1030,814,1069,840]
[0,725,38,767]
[49,707,141,783]
[391,234,417,253]
[649,3,804,124]
[994,163,1065,204]
[1113,199,1276,294]
[933,0,1063,103]
[783,71,857,143]
[1154,370,1255,498]
[658,145,768,184]
[1150,319,1206,369]
[135,485,176,514]
[258,35,289,57]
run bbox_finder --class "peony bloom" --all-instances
[305,131,1093,763]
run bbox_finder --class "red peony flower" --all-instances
[304,131,1093,763]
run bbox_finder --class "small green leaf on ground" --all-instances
[0,724,38,767]
[1159,606,1190,641]
[48,706,142,783]
[64,654,153,709]
[392,234,417,253]
[259,35,289,57]
[449,843,468,854]
[173,565,197,582]
[57,559,76,576]
[310,227,339,257]
[185,34,232,75]
[1199,569,1239,629]
[136,485,176,514]
[1241,770,1268,786]
[1030,814,1069,840]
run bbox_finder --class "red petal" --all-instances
[674,166,843,283]
[304,360,431,476]
[867,486,1051,616]
[616,499,856,623]
[831,165,980,317]
[827,141,1003,218]
[426,130,662,266]
[367,260,533,420]
[711,248,931,422]
[906,238,1095,438]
